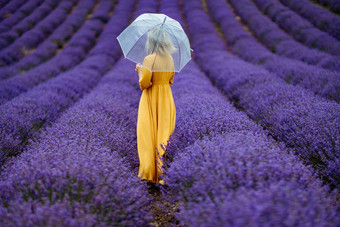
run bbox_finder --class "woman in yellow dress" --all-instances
[135,27,176,185]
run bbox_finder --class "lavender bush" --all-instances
[0,147,152,226]
[253,0,340,55]
[0,88,152,224]
[163,63,264,162]
[157,3,339,225]
[0,0,44,33]
[0,57,154,226]
[0,0,108,103]
[0,0,77,64]
[0,0,131,165]
[0,0,26,21]
[227,0,340,71]
[0,0,98,80]
[0,0,61,50]
[0,0,170,225]
[205,0,340,102]
[279,0,340,40]
[181,0,340,188]
[165,132,339,226]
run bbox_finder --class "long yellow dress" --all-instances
[137,53,176,184]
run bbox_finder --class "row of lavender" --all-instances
[0,0,117,166]
[0,55,154,225]
[0,57,154,226]
[0,0,98,81]
[90,20,338,224]
[0,0,45,33]
[278,0,340,40]
[252,0,340,54]
[181,0,340,188]
[0,0,59,50]
[0,0,77,65]
[0,0,105,105]
[0,0,171,225]
[226,0,340,71]
[111,52,339,225]
[0,0,26,21]
[157,1,339,226]
[205,0,339,102]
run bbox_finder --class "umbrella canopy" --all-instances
[117,13,192,72]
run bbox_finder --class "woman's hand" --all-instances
[135,63,142,75]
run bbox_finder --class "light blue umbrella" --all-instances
[117,13,192,72]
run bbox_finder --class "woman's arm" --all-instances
[136,56,153,90]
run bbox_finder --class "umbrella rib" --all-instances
[167,27,182,70]
[124,25,162,59]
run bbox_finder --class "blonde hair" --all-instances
[146,27,176,55]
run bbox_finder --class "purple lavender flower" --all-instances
[0,0,27,21]
[253,0,340,55]
[205,0,340,102]
[0,0,76,64]
[181,0,340,188]
[279,0,340,40]
[0,0,135,165]
[227,0,340,71]
[0,0,45,33]
[165,132,339,226]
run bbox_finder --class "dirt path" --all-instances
[147,183,180,227]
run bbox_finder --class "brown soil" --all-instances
[147,183,180,227]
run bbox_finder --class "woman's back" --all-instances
[139,53,175,89]
[144,53,174,73]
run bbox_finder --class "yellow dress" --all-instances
[137,53,176,184]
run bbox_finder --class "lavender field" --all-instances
[0,0,339,226]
